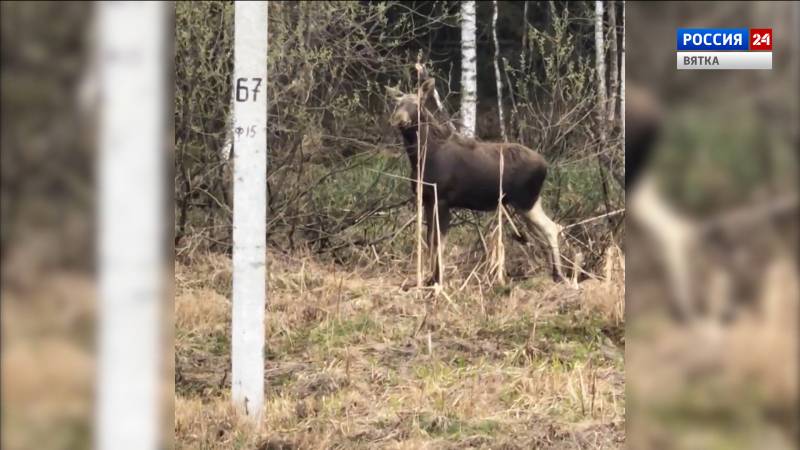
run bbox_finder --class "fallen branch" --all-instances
[563,208,625,231]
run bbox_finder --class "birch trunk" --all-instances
[594,0,612,217]
[594,0,607,141]
[492,0,507,141]
[460,1,477,137]
[231,0,268,420]
[607,0,619,123]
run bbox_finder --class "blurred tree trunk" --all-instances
[492,0,507,141]
[460,1,477,137]
[607,0,618,123]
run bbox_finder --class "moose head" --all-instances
[387,78,436,130]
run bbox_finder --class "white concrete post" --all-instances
[231,0,268,419]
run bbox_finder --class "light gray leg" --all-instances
[524,198,566,282]
[629,175,697,319]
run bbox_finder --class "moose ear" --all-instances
[420,78,436,99]
[415,62,428,78]
[385,85,404,100]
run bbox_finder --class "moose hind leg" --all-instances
[426,204,450,285]
[524,198,566,282]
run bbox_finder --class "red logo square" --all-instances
[750,28,772,51]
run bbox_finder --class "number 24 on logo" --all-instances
[750,28,772,50]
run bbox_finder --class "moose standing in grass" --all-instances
[387,77,566,285]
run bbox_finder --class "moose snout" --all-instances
[390,110,411,128]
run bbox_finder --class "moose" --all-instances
[387,78,565,285]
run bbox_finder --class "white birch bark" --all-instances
[492,0,507,141]
[607,0,618,123]
[96,2,166,449]
[594,0,613,212]
[460,1,477,137]
[595,0,607,140]
[232,0,268,420]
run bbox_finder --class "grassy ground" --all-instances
[174,251,625,449]
[1,274,97,449]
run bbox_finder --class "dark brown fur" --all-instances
[625,86,662,190]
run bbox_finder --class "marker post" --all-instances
[231,0,268,420]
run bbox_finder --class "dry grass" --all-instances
[626,257,799,449]
[175,251,626,449]
[1,274,96,449]
[1,270,173,450]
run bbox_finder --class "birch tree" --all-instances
[594,0,613,215]
[231,0,268,420]
[460,1,477,137]
[491,0,507,141]
[594,0,607,142]
[607,0,618,123]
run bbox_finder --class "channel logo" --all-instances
[676,28,772,70]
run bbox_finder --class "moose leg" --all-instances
[432,206,450,283]
[628,175,696,319]
[423,202,436,285]
[524,198,566,282]
[425,202,450,285]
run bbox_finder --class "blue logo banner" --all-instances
[677,28,748,51]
